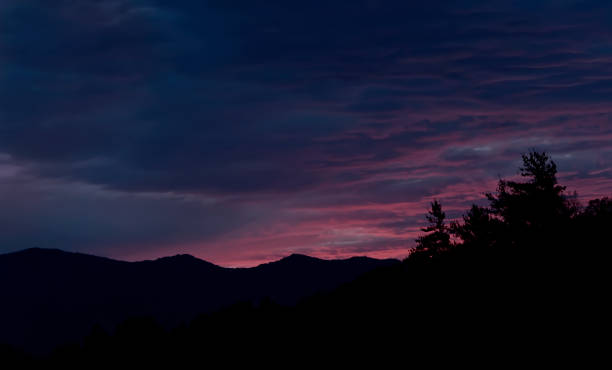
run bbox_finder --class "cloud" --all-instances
[0,158,272,258]
[0,1,611,264]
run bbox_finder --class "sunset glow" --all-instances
[1,1,611,266]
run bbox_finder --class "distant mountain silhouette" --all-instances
[2,152,608,365]
[0,248,397,353]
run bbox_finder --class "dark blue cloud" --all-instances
[1,0,611,263]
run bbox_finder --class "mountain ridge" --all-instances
[0,247,398,353]
[1,247,396,268]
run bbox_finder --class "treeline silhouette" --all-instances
[3,151,609,365]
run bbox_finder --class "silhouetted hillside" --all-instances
[2,152,608,365]
[0,248,397,353]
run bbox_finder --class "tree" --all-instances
[450,204,499,249]
[576,197,612,250]
[486,151,571,236]
[413,200,451,258]
[582,197,612,219]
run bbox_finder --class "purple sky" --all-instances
[1,0,611,266]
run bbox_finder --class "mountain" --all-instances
[0,248,398,353]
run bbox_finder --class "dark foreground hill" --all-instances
[0,248,397,353]
[1,152,608,365]
[3,239,602,367]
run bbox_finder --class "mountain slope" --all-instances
[0,248,398,353]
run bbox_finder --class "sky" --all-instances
[0,0,611,266]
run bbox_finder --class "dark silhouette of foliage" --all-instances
[486,151,570,233]
[574,197,612,252]
[582,197,612,219]
[1,150,608,366]
[450,204,499,250]
[413,199,451,259]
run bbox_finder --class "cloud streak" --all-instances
[1,0,611,265]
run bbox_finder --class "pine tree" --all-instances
[450,204,499,249]
[413,200,451,258]
[486,151,570,233]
